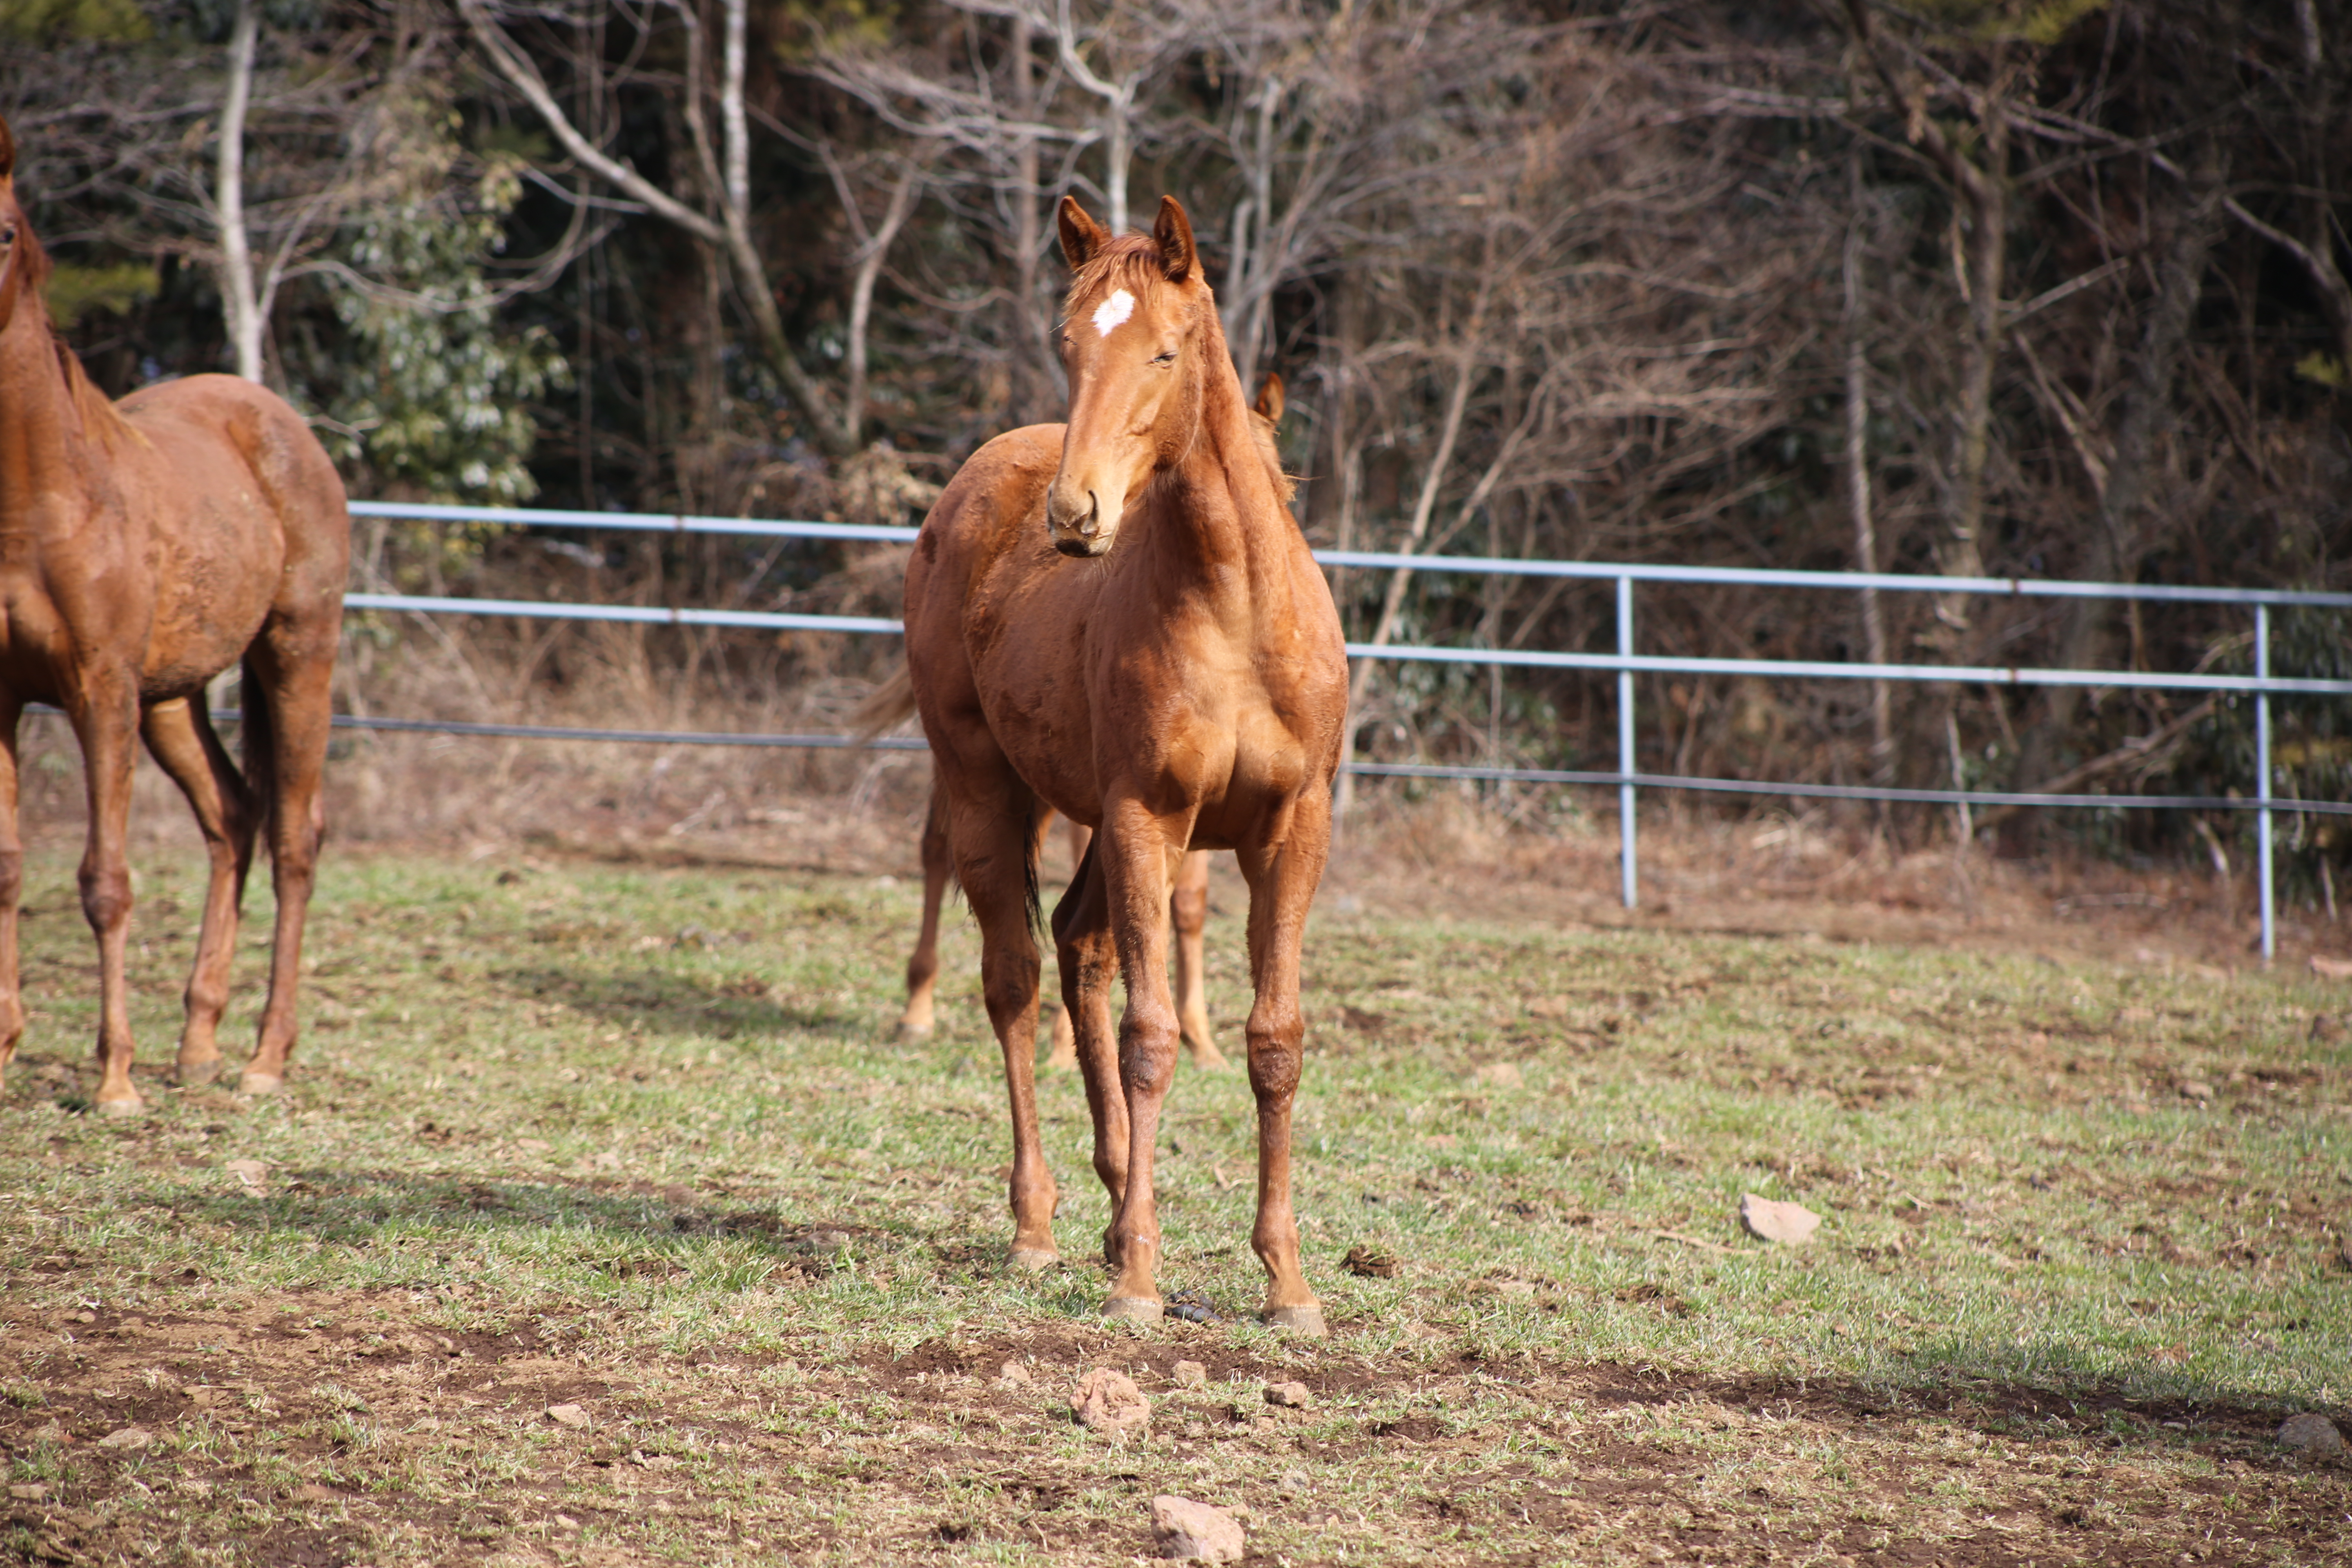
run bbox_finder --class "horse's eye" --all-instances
[0,226,13,246]
[1150,350,1176,366]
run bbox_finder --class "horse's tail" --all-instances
[850,663,919,745]
[237,658,278,851]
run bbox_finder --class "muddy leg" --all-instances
[0,697,23,1095]
[71,686,143,1115]
[141,699,258,1086]
[1097,801,1185,1320]
[947,780,1058,1267]
[1051,837,1128,1260]
[899,791,952,1039]
[241,637,333,1095]
[1236,788,1333,1336]
[1171,849,1226,1068]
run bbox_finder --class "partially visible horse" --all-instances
[869,374,1296,1075]
[0,115,349,1113]
[902,195,1345,1331]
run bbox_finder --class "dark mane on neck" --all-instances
[8,213,140,451]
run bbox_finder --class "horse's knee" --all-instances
[1169,878,1207,935]
[78,863,131,932]
[0,849,22,910]
[1246,1019,1303,1098]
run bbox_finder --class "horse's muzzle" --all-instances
[1047,486,1114,557]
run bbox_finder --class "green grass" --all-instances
[0,844,2346,1565]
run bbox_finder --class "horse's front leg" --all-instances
[1098,799,1184,1320]
[0,695,25,1095]
[1235,786,1334,1336]
[71,683,143,1114]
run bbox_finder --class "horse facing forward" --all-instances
[903,195,1346,1331]
[0,116,349,1113]
[871,372,1295,1074]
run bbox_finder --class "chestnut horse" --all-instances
[0,116,349,1113]
[903,196,1345,1331]
[877,374,1295,1072]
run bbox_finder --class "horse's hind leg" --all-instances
[1171,850,1226,1069]
[140,698,257,1086]
[899,790,952,1039]
[240,627,334,1096]
[0,697,24,1094]
[1051,835,1127,1258]
[1040,814,1088,1071]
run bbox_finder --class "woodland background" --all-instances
[0,0,2348,896]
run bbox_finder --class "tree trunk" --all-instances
[216,0,264,383]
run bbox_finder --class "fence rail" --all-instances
[343,499,2352,960]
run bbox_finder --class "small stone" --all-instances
[806,1228,853,1252]
[1264,1381,1312,1409]
[1072,1368,1151,1434]
[2179,1079,2216,1102]
[545,1403,591,1429]
[1151,1494,1245,1564]
[223,1159,267,1189]
[2277,1412,2345,1455]
[29,1422,67,1446]
[9,1483,47,1501]
[287,1483,337,1503]
[1470,1062,1523,1089]
[1343,1245,1401,1279]
[97,1426,153,1448]
[996,1359,1032,1387]
[1170,1359,1208,1390]
[1739,1193,1821,1245]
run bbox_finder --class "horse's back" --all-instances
[913,423,1063,579]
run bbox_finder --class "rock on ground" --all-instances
[545,1403,591,1429]
[1151,1494,1245,1563]
[2277,1413,2345,1455]
[1170,1360,1208,1389]
[1265,1381,1312,1409]
[996,1359,1032,1387]
[1739,1193,1821,1245]
[1074,1368,1151,1434]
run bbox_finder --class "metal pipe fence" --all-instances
[344,500,2352,959]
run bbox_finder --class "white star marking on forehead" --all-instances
[1091,288,1136,337]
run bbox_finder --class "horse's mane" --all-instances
[7,212,141,452]
[1065,232,1295,506]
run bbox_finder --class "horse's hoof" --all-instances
[894,1019,933,1042]
[237,1071,284,1096]
[1009,1245,1060,1273]
[1102,1295,1165,1323]
[96,1092,145,1118]
[1265,1304,1327,1338]
[174,1058,222,1087]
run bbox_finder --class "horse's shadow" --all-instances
[482,964,862,1041]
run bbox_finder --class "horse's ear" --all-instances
[0,115,15,181]
[1153,195,1197,283]
[1058,196,1107,270]
[1253,373,1284,426]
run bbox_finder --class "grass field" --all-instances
[1,842,2348,1566]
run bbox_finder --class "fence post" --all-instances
[1618,573,1637,910]
[2257,603,2274,964]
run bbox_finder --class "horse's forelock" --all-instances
[1060,235,1184,327]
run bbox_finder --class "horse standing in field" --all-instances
[902,195,1345,1331]
[0,116,349,1113]
[873,373,1297,1074]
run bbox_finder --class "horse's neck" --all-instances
[0,316,89,513]
[1153,367,1292,599]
